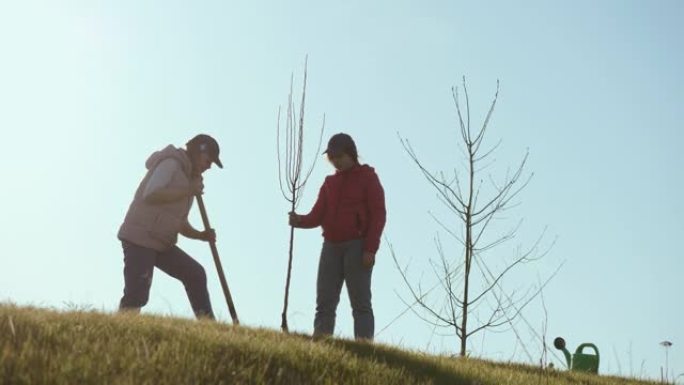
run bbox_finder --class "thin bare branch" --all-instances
[299,114,326,193]
[276,106,292,202]
[472,80,500,154]
[473,219,523,252]
[390,243,457,327]
[400,136,469,210]
[477,252,567,364]
[463,77,472,143]
[474,139,502,163]
[472,151,530,219]
[429,211,465,246]
[452,86,468,146]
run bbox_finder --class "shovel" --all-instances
[196,194,239,325]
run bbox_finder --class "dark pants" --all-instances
[314,239,374,340]
[118,241,214,319]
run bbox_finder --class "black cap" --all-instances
[323,133,356,157]
[187,134,223,168]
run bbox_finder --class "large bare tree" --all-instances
[393,78,557,357]
[277,58,325,333]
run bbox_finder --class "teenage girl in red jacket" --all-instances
[289,133,387,340]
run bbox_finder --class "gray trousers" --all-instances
[118,241,215,319]
[314,239,374,340]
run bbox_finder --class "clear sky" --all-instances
[1,0,682,381]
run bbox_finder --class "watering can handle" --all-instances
[576,343,600,359]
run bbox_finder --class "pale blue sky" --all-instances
[1,0,682,381]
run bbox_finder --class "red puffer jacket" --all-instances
[299,164,386,254]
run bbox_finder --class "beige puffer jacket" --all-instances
[118,145,196,252]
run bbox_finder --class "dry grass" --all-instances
[0,304,659,385]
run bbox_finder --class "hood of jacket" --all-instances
[145,145,193,176]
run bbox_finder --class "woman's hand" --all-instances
[289,212,302,227]
[362,251,375,269]
[189,177,204,196]
[199,228,216,243]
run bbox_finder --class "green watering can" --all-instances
[553,337,600,374]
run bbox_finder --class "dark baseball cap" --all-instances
[187,134,223,168]
[323,133,356,156]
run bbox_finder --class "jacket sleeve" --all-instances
[299,181,327,229]
[364,172,387,254]
[142,158,181,200]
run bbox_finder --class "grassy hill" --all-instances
[0,304,658,385]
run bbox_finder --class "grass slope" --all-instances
[0,304,657,385]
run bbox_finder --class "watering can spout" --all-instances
[553,337,572,369]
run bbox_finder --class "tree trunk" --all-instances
[281,197,296,332]
[460,145,476,357]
